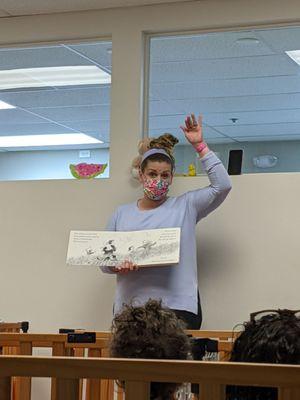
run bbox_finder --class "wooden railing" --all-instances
[187,330,239,340]
[0,333,111,400]
[0,322,29,333]
[0,355,300,400]
[0,330,237,400]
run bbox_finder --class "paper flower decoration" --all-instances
[70,163,107,179]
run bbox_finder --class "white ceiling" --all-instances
[0,25,300,151]
[0,42,112,150]
[0,0,193,17]
[148,26,300,144]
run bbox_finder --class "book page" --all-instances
[66,228,180,267]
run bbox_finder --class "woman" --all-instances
[101,114,232,329]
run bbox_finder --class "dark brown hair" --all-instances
[140,133,179,173]
[110,299,191,400]
[227,310,300,400]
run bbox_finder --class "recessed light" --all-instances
[235,37,260,44]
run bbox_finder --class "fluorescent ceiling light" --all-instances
[0,133,103,147]
[0,100,15,109]
[235,37,260,44]
[286,50,300,65]
[0,66,111,90]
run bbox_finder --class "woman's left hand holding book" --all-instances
[111,260,139,274]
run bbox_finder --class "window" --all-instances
[0,40,111,180]
[147,27,300,174]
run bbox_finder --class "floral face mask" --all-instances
[143,178,170,201]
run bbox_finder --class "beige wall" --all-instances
[1,0,300,340]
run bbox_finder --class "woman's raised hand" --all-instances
[180,114,203,145]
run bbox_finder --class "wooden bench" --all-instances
[0,355,300,400]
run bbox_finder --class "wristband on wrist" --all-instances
[194,141,207,153]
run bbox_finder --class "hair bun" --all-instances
[149,133,179,156]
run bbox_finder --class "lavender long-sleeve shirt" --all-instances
[101,151,232,314]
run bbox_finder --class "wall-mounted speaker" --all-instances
[228,149,243,175]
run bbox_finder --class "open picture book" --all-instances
[66,227,180,267]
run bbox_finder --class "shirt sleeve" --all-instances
[187,151,232,222]
[99,208,119,274]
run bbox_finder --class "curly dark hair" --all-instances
[227,309,300,400]
[110,299,191,400]
[140,133,179,172]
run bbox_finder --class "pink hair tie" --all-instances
[194,142,207,153]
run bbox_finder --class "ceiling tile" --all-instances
[257,26,300,52]
[161,94,300,116]
[0,45,98,70]
[0,87,110,108]
[0,122,74,136]
[207,109,300,127]
[215,122,300,137]
[68,43,112,70]
[29,105,110,122]
[0,109,50,124]
[150,54,298,83]
[151,31,274,62]
[151,75,300,99]
[232,134,300,142]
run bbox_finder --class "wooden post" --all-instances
[125,381,150,400]
[86,348,101,400]
[56,378,80,400]
[14,341,32,400]
[199,382,225,400]
[73,348,85,400]
[279,387,300,400]
[117,384,124,400]
[51,342,67,400]
[0,377,11,400]
[100,347,115,400]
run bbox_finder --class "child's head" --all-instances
[231,309,300,364]
[110,299,191,400]
[227,309,300,400]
